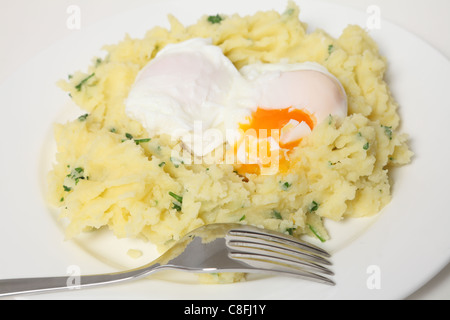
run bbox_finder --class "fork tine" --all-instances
[229,252,335,286]
[228,248,333,275]
[227,239,332,267]
[228,226,331,258]
[225,225,334,285]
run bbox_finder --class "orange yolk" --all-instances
[234,107,316,175]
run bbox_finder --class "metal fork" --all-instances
[0,223,334,297]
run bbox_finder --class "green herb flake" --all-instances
[382,125,393,140]
[66,167,87,186]
[309,201,319,212]
[75,73,95,91]
[60,197,64,202]
[279,181,292,191]
[121,133,134,143]
[328,44,334,55]
[63,185,72,192]
[169,192,183,212]
[121,133,150,145]
[158,162,166,168]
[207,14,223,24]
[239,215,246,221]
[272,210,282,220]
[170,157,183,168]
[286,227,296,236]
[283,8,295,16]
[74,167,84,174]
[172,203,182,212]
[308,224,326,243]
[363,142,370,150]
[134,138,151,145]
[328,114,333,125]
[78,114,89,122]
[169,191,183,204]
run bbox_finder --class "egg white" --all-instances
[240,61,348,123]
[125,38,348,158]
[125,38,252,156]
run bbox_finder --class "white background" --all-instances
[1,0,449,299]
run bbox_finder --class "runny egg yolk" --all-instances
[234,107,316,175]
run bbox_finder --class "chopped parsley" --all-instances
[158,162,166,167]
[172,203,182,212]
[239,215,246,221]
[63,185,72,192]
[122,133,151,145]
[279,181,292,191]
[328,114,333,125]
[328,44,334,55]
[170,157,184,168]
[309,201,319,212]
[363,142,370,150]
[78,114,89,122]
[169,191,183,204]
[75,73,95,91]
[308,224,326,243]
[67,167,87,185]
[285,227,296,236]
[125,133,133,140]
[207,14,223,24]
[272,210,283,220]
[169,191,183,212]
[134,138,151,145]
[328,160,340,167]
[283,8,295,16]
[382,125,393,140]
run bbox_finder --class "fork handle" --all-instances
[0,266,160,298]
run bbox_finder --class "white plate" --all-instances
[1,0,450,300]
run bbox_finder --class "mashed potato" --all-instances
[48,2,412,262]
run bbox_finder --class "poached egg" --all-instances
[125,38,347,174]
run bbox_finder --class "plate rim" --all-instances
[1,0,450,300]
